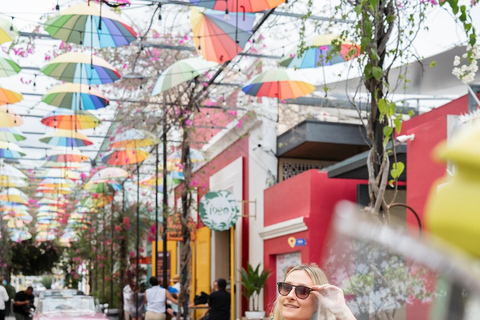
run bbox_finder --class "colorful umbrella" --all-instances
[0,142,25,159]
[91,167,129,181]
[45,147,90,162]
[37,187,73,195]
[0,176,28,188]
[191,7,255,63]
[110,129,160,148]
[37,168,80,180]
[101,149,150,166]
[0,52,21,77]
[0,105,23,127]
[151,58,217,95]
[0,86,23,105]
[84,180,122,193]
[0,127,26,143]
[241,69,315,99]
[0,188,29,204]
[38,178,75,189]
[10,229,32,242]
[188,0,285,12]
[81,194,113,208]
[40,129,93,147]
[37,206,66,214]
[44,1,137,48]
[42,83,109,110]
[41,52,121,85]
[0,163,27,179]
[42,160,84,169]
[41,109,101,130]
[37,198,66,206]
[0,16,19,44]
[279,34,361,69]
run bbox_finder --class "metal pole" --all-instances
[162,113,168,289]
[155,145,159,277]
[136,162,140,316]
[110,191,115,307]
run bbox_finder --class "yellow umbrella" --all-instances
[0,105,23,127]
[0,16,19,44]
[0,86,23,105]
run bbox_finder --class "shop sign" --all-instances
[199,190,239,231]
[166,213,196,241]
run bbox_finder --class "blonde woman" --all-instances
[272,264,356,320]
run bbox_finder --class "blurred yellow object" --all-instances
[425,125,480,258]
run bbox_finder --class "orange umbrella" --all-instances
[101,149,150,165]
[0,86,23,105]
[41,109,101,130]
[0,105,23,127]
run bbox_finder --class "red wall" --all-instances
[263,170,361,312]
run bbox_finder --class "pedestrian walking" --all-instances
[130,284,145,320]
[123,280,136,320]
[144,277,178,320]
[271,264,356,320]
[207,279,230,320]
[13,286,34,320]
[0,281,9,320]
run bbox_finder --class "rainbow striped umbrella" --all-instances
[41,109,101,130]
[0,86,23,105]
[40,129,93,147]
[0,52,21,77]
[0,142,25,159]
[241,69,315,100]
[44,1,137,48]
[0,127,26,143]
[191,8,255,63]
[0,176,28,188]
[0,105,23,127]
[42,160,84,169]
[42,83,109,110]
[45,147,89,163]
[110,129,160,148]
[37,186,73,195]
[84,180,122,193]
[279,34,361,69]
[189,0,285,12]
[101,149,150,166]
[0,188,29,204]
[0,16,19,44]
[41,52,121,85]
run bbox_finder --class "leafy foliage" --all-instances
[10,240,63,275]
[241,263,270,311]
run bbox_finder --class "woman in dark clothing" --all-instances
[207,279,230,320]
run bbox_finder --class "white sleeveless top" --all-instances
[146,286,166,313]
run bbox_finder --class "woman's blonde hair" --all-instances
[271,263,332,320]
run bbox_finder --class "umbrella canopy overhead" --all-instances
[279,34,361,69]
[0,141,26,159]
[45,147,90,162]
[241,69,315,99]
[84,180,122,193]
[101,149,150,166]
[0,105,23,127]
[0,127,26,143]
[0,16,19,44]
[0,163,27,179]
[0,52,21,77]
[91,167,129,181]
[41,109,101,130]
[40,129,94,147]
[110,129,160,148]
[44,1,137,48]
[41,52,121,85]
[0,86,23,105]
[151,58,218,95]
[37,168,80,180]
[42,160,84,169]
[191,8,255,63]
[189,0,285,12]
[0,176,28,188]
[42,83,110,110]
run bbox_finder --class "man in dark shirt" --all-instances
[208,278,230,320]
[13,286,33,320]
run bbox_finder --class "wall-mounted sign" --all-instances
[199,190,239,231]
[166,213,196,241]
[288,237,307,248]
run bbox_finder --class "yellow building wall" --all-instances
[151,240,177,278]
[194,227,211,319]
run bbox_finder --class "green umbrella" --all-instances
[0,127,26,143]
[0,52,21,77]
[151,58,218,95]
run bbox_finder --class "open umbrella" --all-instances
[101,149,150,166]
[37,198,66,206]
[0,176,28,188]
[0,127,26,143]
[81,194,113,208]
[0,163,27,179]
[242,69,315,99]
[84,180,122,193]
[188,0,285,12]
[0,52,21,77]
[45,147,90,162]
[42,83,109,110]
[0,142,25,159]
[191,8,255,63]
[37,168,80,180]
[0,16,19,44]
[0,188,29,204]
[0,86,23,105]
[40,129,93,147]
[279,34,361,69]
[91,167,129,181]
[110,129,160,149]
[41,109,101,130]
[37,186,73,195]
[38,178,75,189]
[42,160,84,169]
[0,105,23,127]
[44,1,137,48]
[41,52,121,84]
[10,229,32,242]
[151,58,218,95]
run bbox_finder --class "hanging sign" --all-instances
[166,213,197,241]
[199,190,239,231]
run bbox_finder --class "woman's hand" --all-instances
[311,284,356,320]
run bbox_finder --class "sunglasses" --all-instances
[277,282,313,299]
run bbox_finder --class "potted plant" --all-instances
[241,263,270,319]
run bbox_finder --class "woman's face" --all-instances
[280,270,317,320]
